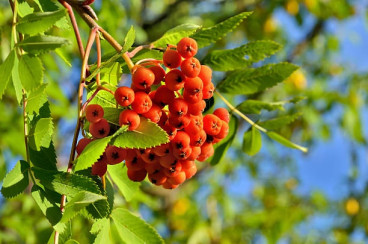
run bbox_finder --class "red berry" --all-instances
[131,92,152,114]
[168,171,186,185]
[202,82,214,99]
[168,114,190,129]
[184,77,203,95]
[142,104,162,123]
[198,65,212,87]
[92,155,108,177]
[152,143,171,157]
[189,130,206,147]
[188,100,206,116]
[184,165,197,179]
[180,160,195,169]
[181,57,201,78]
[165,69,186,91]
[141,151,159,164]
[162,181,179,189]
[149,65,166,85]
[214,121,229,140]
[173,146,192,160]
[172,131,190,150]
[197,142,214,162]
[177,37,198,59]
[160,154,178,168]
[183,90,203,104]
[163,49,182,68]
[114,86,135,107]
[85,104,104,123]
[119,109,140,131]
[162,124,177,140]
[132,67,155,89]
[163,161,182,178]
[76,138,93,155]
[203,114,222,136]
[89,118,110,138]
[153,85,175,107]
[185,115,203,136]
[127,168,147,182]
[187,146,201,161]
[106,146,126,165]
[145,163,163,174]
[213,108,230,123]
[169,98,188,117]
[148,171,167,185]
[125,157,146,171]
[158,111,168,127]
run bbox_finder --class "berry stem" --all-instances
[101,175,106,190]
[58,0,85,58]
[95,33,101,86]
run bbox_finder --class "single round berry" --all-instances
[85,104,104,123]
[165,69,186,91]
[198,65,212,86]
[168,171,186,185]
[183,165,197,179]
[183,90,203,104]
[119,109,140,131]
[169,98,188,117]
[188,100,206,116]
[168,114,190,129]
[185,115,203,136]
[92,156,108,177]
[160,154,178,169]
[197,142,214,162]
[131,92,152,114]
[187,146,201,161]
[149,65,166,85]
[189,129,206,147]
[145,163,163,174]
[141,151,159,164]
[172,131,191,150]
[127,168,147,182]
[152,143,171,157]
[177,37,198,59]
[214,120,229,140]
[125,157,146,171]
[173,146,192,160]
[142,104,162,123]
[114,86,135,107]
[184,77,203,95]
[153,85,175,107]
[148,171,167,185]
[89,118,110,138]
[163,49,182,68]
[163,161,182,178]
[180,160,195,169]
[181,57,201,78]
[202,82,214,99]
[106,145,126,165]
[203,114,222,136]
[162,181,179,189]
[132,67,155,89]
[162,124,177,140]
[76,138,93,155]
[213,108,230,123]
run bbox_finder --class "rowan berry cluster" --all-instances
[76,37,230,189]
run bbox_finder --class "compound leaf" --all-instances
[17,35,70,55]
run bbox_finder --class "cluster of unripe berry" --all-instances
[76,37,230,189]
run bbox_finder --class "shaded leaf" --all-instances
[103,107,124,125]
[18,35,70,55]
[1,160,29,198]
[108,164,139,201]
[210,115,238,165]
[112,118,169,149]
[217,63,298,95]
[153,23,201,47]
[259,113,302,131]
[0,50,16,99]
[17,9,67,35]
[18,54,43,91]
[29,118,53,151]
[91,218,112,244]
[191,12,252,48]
[111,208,164,244]
[203,40,281,71]
[26,84,48,114]
[29,141,58,171]
[242,126,262,156]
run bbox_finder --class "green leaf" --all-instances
[91,218,112,244]
[17,9,67,35]
[11,54,23,104]
[111,208,164,244]
[191,12,252,48]
[86,26,135,82]
[26,84,48,114]
[17,35,70,55]
[0,50,16,99]
[105,178,114,213]
[29,141,57,171]
[32,167,101,197]
[55,191,107,232]
[203,40,281,71]
[1,160,29,198]
[210,115,238,165]
[29,118,53,151]
[108,164,140,201]
[103,107,124,126]
[112,118,169,149]
[266,131,308,153]
[18,54,43,92]
[65,240,80,244]
[242,126,262,156]
[258,113,302,131]
[31,185,62,227]
[87,88,116,108]
[153,23,201,47]
[74,127,127,171]
[100,62,121,86]
[236,100,284,114]
[217,63,298,95]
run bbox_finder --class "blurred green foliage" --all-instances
[1,0,368,243]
